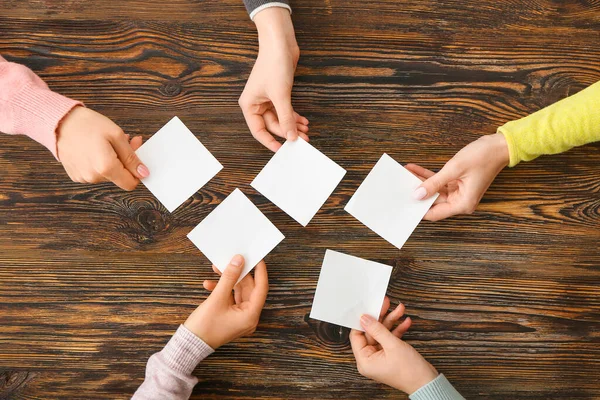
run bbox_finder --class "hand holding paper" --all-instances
[57,106,149,191]
[407,133,509,221]
[184,255,269,349]
[349,302,440,396]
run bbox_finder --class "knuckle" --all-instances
[109,128,125,139]
[96,161,114,176]
[465,199,479,214]
[356,362,368,377]
[238,94,250,109]
[83,173,100,183]
[123,151,138,167]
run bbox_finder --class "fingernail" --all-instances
[287,131,296,140]
[413,187,427,200]
[137,164,150,178]
[230,254,244,267]
[360,314,375,327]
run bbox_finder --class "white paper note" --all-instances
[310,249,392,331]
[251,138,346,226]
[136,117,223,212]
[187,189,285,282]
[344,153,438,249]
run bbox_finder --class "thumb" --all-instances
[273,95,297,141]
[413,165,455,200]
[360,314,397,348]
[213,255,245,299]
[112,133,149,179]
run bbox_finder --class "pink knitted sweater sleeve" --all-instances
[132,325,214,400]
[0,55,82,158]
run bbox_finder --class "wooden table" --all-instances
[1,1,599,399]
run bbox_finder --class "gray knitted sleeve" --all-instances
[243,0,291,20]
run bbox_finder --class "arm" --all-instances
[0,55,149,190]
[132,325,214,400]
[238,2,310,152]
[0,55,81,158]
[350,300,465,400]
[407,81,600,221]
[133,255,269,400]
[498,81,600,167]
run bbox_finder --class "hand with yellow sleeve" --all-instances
[406,81,600,221]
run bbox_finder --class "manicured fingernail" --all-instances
[287,131,297,140]
[137,164,149,178]
[230,254,244,267]
[361,314,375,326]
[413,187,427,200]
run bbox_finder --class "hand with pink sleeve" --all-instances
[0,56,149,191]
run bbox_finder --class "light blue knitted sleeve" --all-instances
[409,374,465,400]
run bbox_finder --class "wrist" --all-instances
[486,132,510,168]
[254,7,299,60]
[183,319,218,349]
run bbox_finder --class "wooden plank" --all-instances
[1,0,599,398]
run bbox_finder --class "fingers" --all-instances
[405,163,435,181]
[378,296,391,321]
[203,280,217,291]
[212,255,245,300]
[272,95,297,141]
[249,260,269,313]
[382,303,406,331]
[263,110,310,141]
[413,162,457,201]
[424,202,461,222]
[366,296,390,345]
[236,273,256,304]
[294,112,309,126]
[349,329,368,358]
[110,132,149,180]
[101,156,140,191]
[244,112,281,152]
[391,316,412,338]
[129,135,143,152]
[359,314,398,349]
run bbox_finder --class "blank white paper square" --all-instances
[135,116,223,212]
[344,153,439,250]
[251,138,346,226]
[310,250,392,331]
[187,189,285,282]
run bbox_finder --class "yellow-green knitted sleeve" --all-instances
[497,81,600,167]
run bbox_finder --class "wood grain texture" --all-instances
[1,0,600,399]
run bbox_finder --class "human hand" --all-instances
[239,7,309,152]
[56,106,149,190]
[406,133,510,221]
[350,300,439,395]
[184,255,269,349]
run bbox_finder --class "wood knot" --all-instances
[136,208,168,233]
[117,199,172,245]
[305,314,350,348]
[160,80,182,97]
[0,370,34,396]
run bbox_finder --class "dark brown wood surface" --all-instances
[1,0,600,398]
